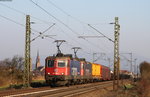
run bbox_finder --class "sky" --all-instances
[0,0,150,71]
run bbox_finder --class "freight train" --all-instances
[45,53,111,86]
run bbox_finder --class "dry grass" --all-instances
[32,76,45,81]
[0,75,12,87]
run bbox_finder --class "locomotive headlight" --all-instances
[62,73,64,75]
[48,73,50,75]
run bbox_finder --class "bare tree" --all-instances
[0,55,24,86]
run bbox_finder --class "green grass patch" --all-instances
[123,84,135,90]
[0,85,10,90]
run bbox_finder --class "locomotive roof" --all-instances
[46,56,72,60]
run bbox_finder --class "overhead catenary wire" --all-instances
[53,20,109,53]
[0,3,72,58]
[0,13,56,40]
[46,0,70,17]
[98,38,113,53]
[53,24,98,55]
[43,34,92,58]
[83,39,108,52]
[31,23,55,42]
[0,3,58,36]
[65,42,92,55]
[0,3,54,25]
[46,0,92,42]
[46,0,87,24]
[46,0,114,52]
[0,14,24,27]
[44,34,92,57]
[120,54,130,62]
[39,24,94,55]
[78,34,112,53]
[55,25,90,49]
[88,23,113,52]
[30,0,80,36]
[88,24,114,43]
[0,14,40,34]
[55,24,104,53]
[48,3,91,40]
[80,24,113,53]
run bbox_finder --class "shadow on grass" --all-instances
[0,80,49,90]
[30,81,49,88]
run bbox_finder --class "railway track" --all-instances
[0,81,112,97]
[42,81,113,97]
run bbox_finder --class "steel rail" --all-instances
[1,81,112,97]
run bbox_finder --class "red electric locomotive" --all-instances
[45,54,71,86]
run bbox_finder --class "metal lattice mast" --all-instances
[113,17,120,90]
[24,15,31,87]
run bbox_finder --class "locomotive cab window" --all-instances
[47,60,54,67]
[57,60,66,67]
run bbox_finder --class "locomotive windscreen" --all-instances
[58,60,66,67]
[47,60,54,67]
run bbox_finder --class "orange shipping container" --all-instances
[92,63,102,80]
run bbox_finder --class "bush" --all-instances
[138,61,150,97]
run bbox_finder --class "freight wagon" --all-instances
[92,63,101,81]
[101,65,111,80]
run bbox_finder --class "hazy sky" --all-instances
[0,0,150,70]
